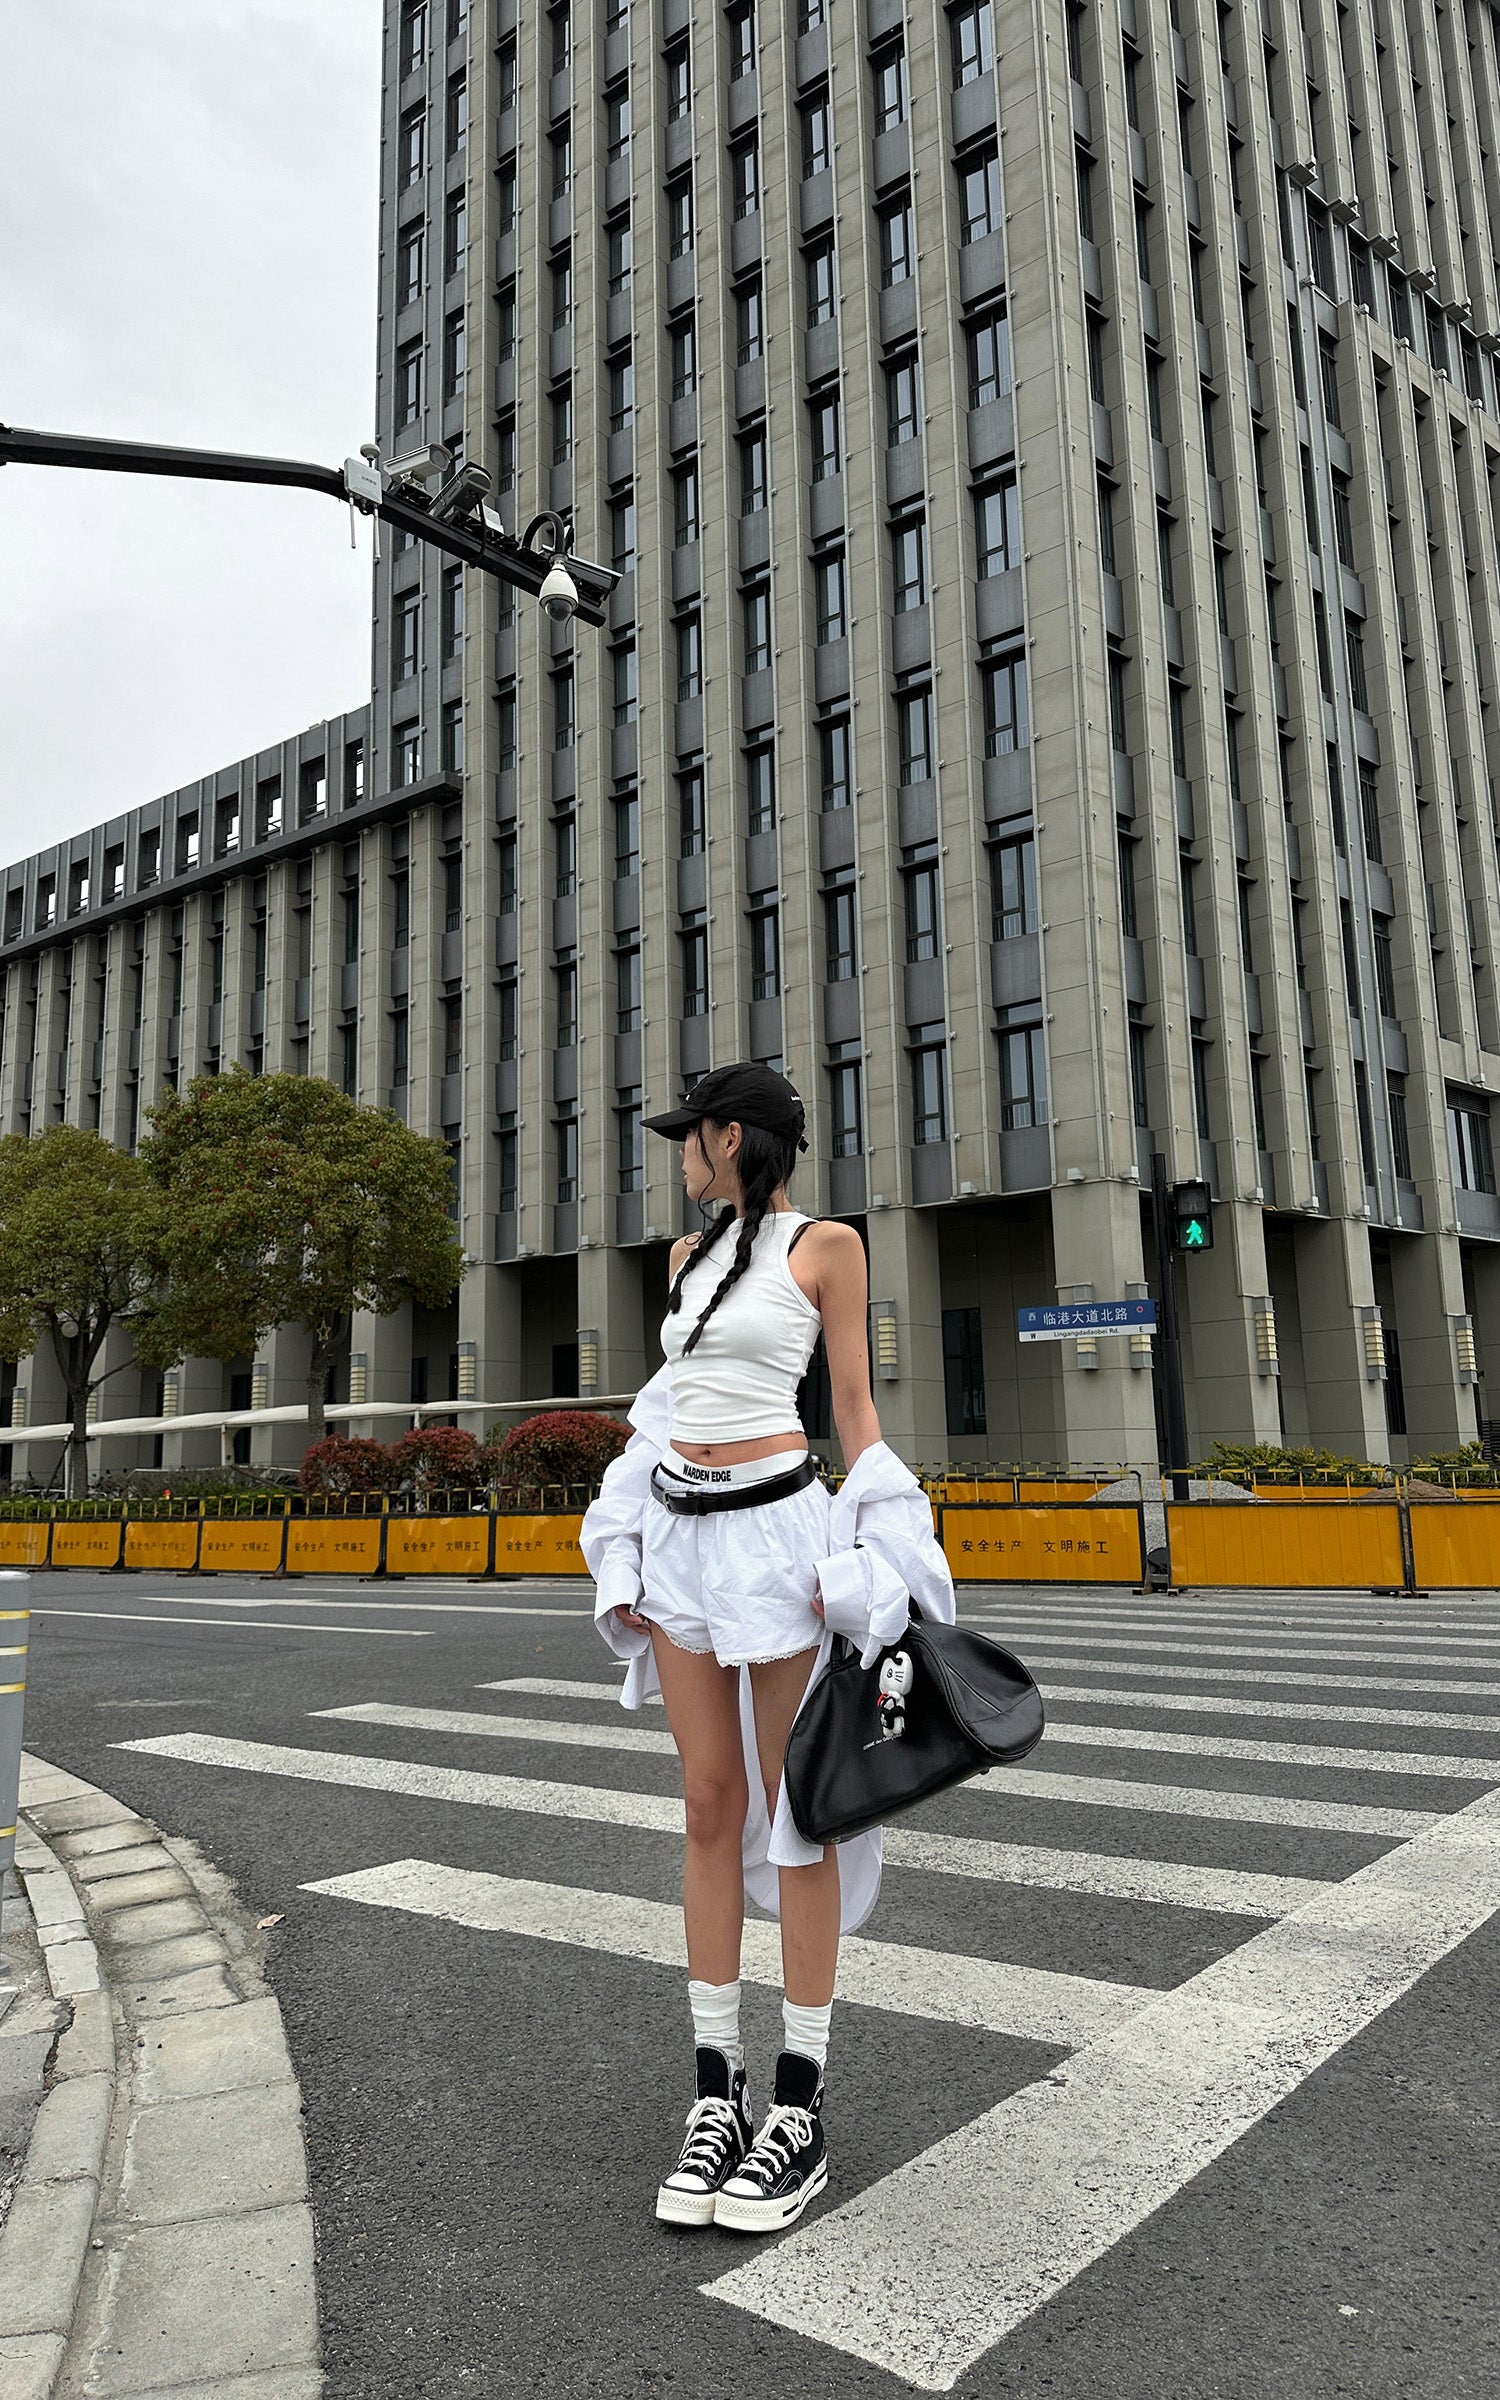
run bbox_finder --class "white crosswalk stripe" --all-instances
[109,1580,1500,2390]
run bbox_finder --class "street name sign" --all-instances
[1017,1299,1157,1343]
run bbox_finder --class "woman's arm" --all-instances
[802,1221,883,1468]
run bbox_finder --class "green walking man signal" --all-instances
[1170,1179,1214,1253]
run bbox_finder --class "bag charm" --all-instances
[877,1649,914,1740]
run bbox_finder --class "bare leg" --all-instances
[649,1624,749,1985]
[748,1649,841,2008]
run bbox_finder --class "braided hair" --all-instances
[665,1117,801,1356]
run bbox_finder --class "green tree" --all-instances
[0,1126,166,1499]
[140,1070,464,1447]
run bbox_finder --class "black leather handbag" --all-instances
[782,1601,1045,1846]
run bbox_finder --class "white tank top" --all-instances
[661,1210,822,1443]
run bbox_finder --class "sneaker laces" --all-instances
[671,2094,741,2181]
[735,2103,815,2190]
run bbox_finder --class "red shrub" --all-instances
[299,1437,393,1496]
[389,1426,485,1500]
[486,1410,631,1499]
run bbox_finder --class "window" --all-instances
[499,978,518,1062]
[605,83,631,161]
[1108,653,1128,753]
[607,215,632,294]
[1388,1080,1413,1180]
[441,564,464,659]
[1359,765,1382,862]
[395,339,422,428]
[886,353,920,445]
[496,283,516,358]
[611,491,637,573]
[442,309,466,399]
[1346,617,1369,713]
[1087,312,1106,403]
[959,144,1002,244]
[969,472,1017,576]
[612,789,641,880]
[551,126,573,198]
[498,830,517,912]
[873,43,908,130]
[910,1029,948,1143]
[1098,477,1117,575]
[665,44,690,118]
[552,664,575,750]
[1134,195,1152,279]
[967,305,1011,406]
[1374,914,1397,1018]
[732,136,760,218]
[497,683,517,771]
[1332,471,1354,568]
[498,1112,518,1214]
[681,918,709,1014]
[749,893,781,998]
[739,429,767,515]
[878,194,914,286]
[891,516,927,611]
[746,746,776,834]
[616,944,642,1032]
[805,239,836,326]
[554,812,577,897]
[669,316,697,398]
[943,1306,987,1438]
[552,254,572,329]
[829,1050,863,1155]
[815,548,847,643]
[398,224,424,307]
[667,180,693,256]
[394,589,421,682]
[298,760,327,823]
[1449,1098,1495,1193]
[950,0,994,84]
[495,37,516,108]
[897,686,933,784]
[678,762,706,857]
[673,458,700,546]
[556,1110,579,1203]
[981,649,1029,754]
[737,278,764,361]
[617,1087,644,1191]
[1147,351,1165,439]
[1157,511,1176,605]
[400,1,428,77]
[1318,335,1341,427]
[442,993,463,1077]
[801,92,832,179]
[990,833,1036,938]
[728,3,755,79]
[612,637,638,723]
[825,886,857,980]
[396,723,422,784]
[391,1007,410,1095]
[390,860,411,951]
[820,715,851,810]
[556,954,578,1045]
[215,794,240,857]
[1129,1019,1151,1128]
[255,777,282,842]
[495,161,516,233]
[743,584,771,673]
[904,853,940,960]
[441,699,463,774]
[444,191,467,279]
[445,73,468,153]
[608,355,634,432]
[399,107,425,187]
[1076,149,1095,242]
[810,393,841,481]
[999,1021,1044,1128]
[676,611,703,699]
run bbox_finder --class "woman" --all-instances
[580,1062,955,2236]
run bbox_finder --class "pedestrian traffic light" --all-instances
[1170,1179,1214,1252]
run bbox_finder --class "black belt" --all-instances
[650,1454,820,1514]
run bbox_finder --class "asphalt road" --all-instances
[19,1568,1500,2400]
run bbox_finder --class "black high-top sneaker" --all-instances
[655,2047,755,2227]
[714,2050,828,2234]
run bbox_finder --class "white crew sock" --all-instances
[782,1996,832,2073]
[688,1977,744,2070]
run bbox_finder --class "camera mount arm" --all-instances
[0,423,619,628]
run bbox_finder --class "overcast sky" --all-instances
[0,0,383,870]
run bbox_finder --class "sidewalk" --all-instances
[0,1756,320,2400]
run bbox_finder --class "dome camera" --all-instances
[539,559,579,622]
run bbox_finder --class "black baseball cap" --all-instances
[643,1062,809,1152]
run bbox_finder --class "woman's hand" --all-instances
[614,1605,648,1631]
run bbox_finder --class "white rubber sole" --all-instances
[713,2156,829,2234]
[656,2181,719,2227]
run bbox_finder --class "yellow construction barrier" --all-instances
[199,1520,287,1575]
[50,1522,124,1570]
[286,1521,384,1576]
[0,1524,49,1568]
[1408,1506,1500,1589]
[940,1505,1144,1584]
[1016,1479,1114,1504]
[386,1517,491,1576]
[1165,1502,1405,1590]
[494,1514,586,1574]
[124,1521,202,1572]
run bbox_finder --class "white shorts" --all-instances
[639,1452,832,1667]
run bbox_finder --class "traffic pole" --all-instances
[1150,1152,1192,1503]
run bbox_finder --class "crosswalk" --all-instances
[111,1582,1500,2392]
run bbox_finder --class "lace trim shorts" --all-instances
[639,1468,832,1667]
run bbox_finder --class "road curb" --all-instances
[3,1755,322,2400]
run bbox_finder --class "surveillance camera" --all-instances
[383,440,453,489]
[539,559,579,622]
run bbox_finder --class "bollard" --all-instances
[0,1570,28,1877]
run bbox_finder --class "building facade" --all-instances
[6,0,1500,1477]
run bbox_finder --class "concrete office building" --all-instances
[6,0,1500,1478]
